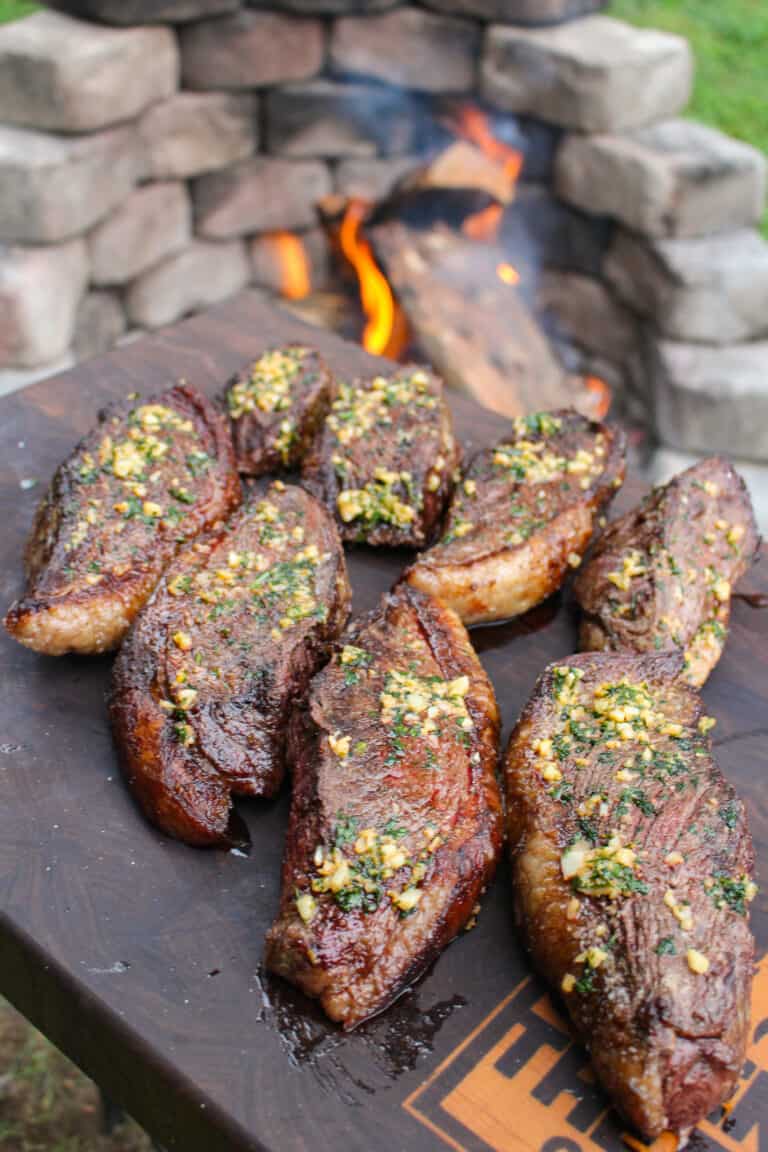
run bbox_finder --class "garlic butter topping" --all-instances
[537,664,758,996]
[227,347,310,419]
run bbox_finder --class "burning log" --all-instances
[370,220,599,419]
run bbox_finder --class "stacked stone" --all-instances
[0,0,765,463]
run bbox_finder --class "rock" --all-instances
[0,11,178,133]
[649,336,768,461]
[330,9,478,92]
[247,0,397,10]
[605,228,768,345]
[194,157,332,238]
[0,352,76,400]
[72,291,126,362]
[422,0,606,21]
[140,93,257,180]
[538,269,638,361]
[125,240,249,328]
[180,10,323,90]
[0,239,88,369]
[482,16,692,133]
[44,0,239,23]
[556,120,767,238]
[0,124,143,244]
[266,81,419,158]
[88,183,191,286]
[335,156,425,201]
[249,227,332,295]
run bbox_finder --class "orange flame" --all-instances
[448,105,524,186]
[267,231,310,300]
[463,203,504,242]
[497,262,520,286]
[584,375,612,421]
[340,199,408,358]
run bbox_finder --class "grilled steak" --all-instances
[505,651,756,1139]
[110,482,350,847]
[406,410,625,625]
[226,345,334,476]
[266,584,503,1028]
[5,385,240,656]
[574,458,759,686]
[301,365,459,548]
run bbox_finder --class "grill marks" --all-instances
[301,365,459,548]
[406,409,626,625]
[266,584,503,1029]
[4,384,240,655]
[505,651,756,1139]
[109,484,350,846]
[574,457,759,685]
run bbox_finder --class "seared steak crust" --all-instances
[5,385,240,656]
[110,483,350,847]
[226,345,334,477]
[406,410,626,625]
[266,584,503,1028]
[505,651,756,1139]
[574,457,759,686]
[301,365,459,548]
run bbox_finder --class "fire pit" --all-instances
[1,1,767,461]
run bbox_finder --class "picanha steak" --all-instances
[301,366,459,548]
[266,584,503,1028]
[574,457,759,685]
[5,384,240,656]
[406,410,625,625]
[505,651,756,1139]
[226,345,334,476]
[110,482,350,846]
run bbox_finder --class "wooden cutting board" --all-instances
[0,292,766,1152]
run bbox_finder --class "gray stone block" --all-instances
[330,9,479,92]
[0,124,143,244]
[180,10,323,90]
[0,10,178,133]
[247,0,396,10]
[125,240,250,329]
[88,182,192,286]
[649,336,768,462]
[605,228,768,345]
[140,92,257,181]
[249,227,333,295]
[334,155,419,200]
[266,81,419,158]
[482,16,692,132]
[0,352,76,399]
[44,0,239,22]
[0,239,88,368]
[194,157,332,238]
[72,291,127,362]
[556,120,767,238]
[422,0,606,22]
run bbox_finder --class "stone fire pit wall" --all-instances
[1,0,767,460]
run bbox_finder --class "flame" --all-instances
[267,231,310,300]
[448,105,524,186]
[584,375,612,421]
[340,199,408,358]
[497,262,520,286]
[463,203,504,242]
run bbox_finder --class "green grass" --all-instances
[611,0,768,232]
[0,1,38,22]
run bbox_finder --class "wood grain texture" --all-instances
[0,291,765,1152]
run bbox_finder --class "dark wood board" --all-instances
[0,291,766,1152]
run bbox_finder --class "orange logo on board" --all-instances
[405,956,768,1152]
